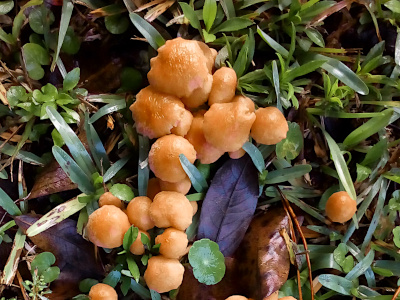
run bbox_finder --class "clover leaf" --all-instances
[22,43,50,80]
[28,5,55,34]
[6,86,28,107]
[0,0,14,15]
[188,238,226,285]
[276,121,303,161]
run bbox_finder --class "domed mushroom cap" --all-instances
[203,96,256,152]
[149,191,193,230]
[225,296,250,300]
[98,192,124,209]
[149,134,196,183]
[159,176,192,195]
[144,256,185,293]
[126,196,155,231]
[250,107,288,145]
[208,67,237,105]
[185,111,225,164]
[129,229,150,255]
[130,86,192,139]
[155,228,189,259]
[89,283,118,300]
[86,205,131,248]
[325,191,357,223]
[147,37,214,108]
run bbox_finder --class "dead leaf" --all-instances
[176,208,290,300]
[14,215,102,299]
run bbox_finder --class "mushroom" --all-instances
[155,228,189,259]
[149,191,193,230]
[126,196,155,231]
[203,96,256,152]
[98,192,124,209]
[185,110,225,164]
[88,283,118,300]
[130,86,193,139]
[86,205,131,248]
[144,255,185,293]
[129,229,150,255]
[159,176,192,195]
[325,191,357,223]
[147,177,162,200]
[147,37,214,108]
[208,67,237,105]
[250,107,288,145]
[149,134,196,183]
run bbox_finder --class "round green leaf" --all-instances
[31,252,56,275]
[61,27,81,55]
[105,14,129,35]
[276,121,303,160]
[188,239,226,285]
[42,266,60,283]
[109,183,134,202]
[29,5,55,34]
[6,86,28,107]
[79,278,99,293]
[0,0,14,15]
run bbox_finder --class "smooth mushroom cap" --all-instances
[190,201,198,216]
[208,67,237,105]
[155,228,189,259]
[144,255,185,293]
[203,96,256,152]
[130,86,193,139]
[149,191,193,230]
[229,148,246,159]
[250,107,288,145]
[159,176,192,195]
[225,296,249,300]
[126,196,155,231]
[325,191,357,223]
[130,230,150,255]
[278,297,298,300]
[149,134,196,183]
[89,283,118,300]
[86,205,131,248]
[147,37,213,108]
[98,192,124,209]
[185,111,225,164]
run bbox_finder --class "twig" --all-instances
[391,285,400,300]
[16,271,30,300]
[276,186,315,300]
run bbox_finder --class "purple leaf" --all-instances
[197,155,259,256]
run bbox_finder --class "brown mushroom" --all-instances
[155,228,189,259]
[159,176,192,195]
[88,283,118,300]
[86,205,131,248]
[203,96,256,152]
[98,192,124,209]
[129,229,150,255]
[325,191,357,223]
[147,37,214,108]
[149,134,196,183]
[147,177,161,200]
[149,191,193,230]
[126,196,155,231]
[185,111,225,164]
[130,86,193,139]
[250,107,288,145]
[208,67,237,105]
[144,255,185,293]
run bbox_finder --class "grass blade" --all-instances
[272,60,281,110]
[51,0,73,71]
[47,106,96,177]
[138,135,149,196]
[103,156,130,183]
[242,142,264,172]
[179,154,208,193]
[203,0,217,32]
[26,195,86,236]
[257,26,289,58]
[264,164,312,184]
[128,13,165,50]
[89,101,126,123]
[0,143,44,166]
[345,249,375,281]
[212,17,253,33]
[318,274,354,295]
[0,187,22,216]
[85,120,110,172]
[52,146,95,194]
[343,109,393,149]
[0,229,26,285]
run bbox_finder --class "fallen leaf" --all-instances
[197,155,259,256]
[15,215,102,299]
[234,208,290,299]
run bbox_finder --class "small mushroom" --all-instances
[86,205,131,248]
[149,191,193,230]
[144,255,185,293]
[88,283,118,300]
[250,107,288,145]
[129,229,150,255]
[203,96,256,152]
[147,37,214,108]
[130,86,193,139]
[185,111,225,164]
[147,177,162,200]
[126,196,155,231]
[325,191,357,223]
[155,228,189,259]
[190,201,198,216]
[208,67,237,105]
[98,192,124,209]
[149,134,196,183]
[159,176,192,195]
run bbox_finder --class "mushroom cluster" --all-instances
[87,37,291,296]
[128,37,290,293]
